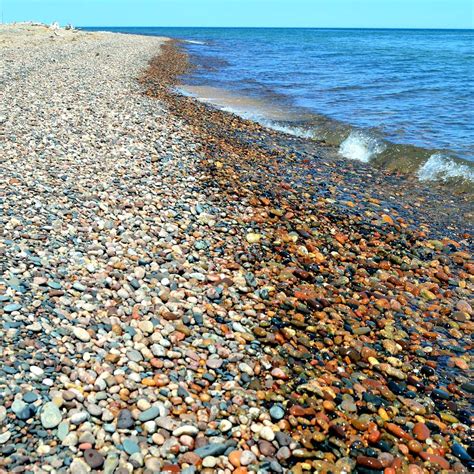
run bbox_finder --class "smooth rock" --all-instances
[84,449,105,469]
[41,402,62,429]
[73,327,91,342]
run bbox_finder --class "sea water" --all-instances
[86,27,474,185]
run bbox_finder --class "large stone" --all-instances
[73,327,91,342]
[194,443,228,458]
[41,402,62,429]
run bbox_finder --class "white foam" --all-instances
[223,110,314,139]
[187,95,314,138]
[417,153,474,182]
[183,40,206,45]
[339,131,386,162]
[259,120,314,139]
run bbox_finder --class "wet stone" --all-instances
[461,382,474,394]
[452,443,471,461]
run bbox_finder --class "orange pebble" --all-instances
[234,468,248,474]
[141,378,156,387]
[228,450,242,468]
[385,422,412,440]
[368,430,381,443]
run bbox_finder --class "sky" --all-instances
[2,0,473,29]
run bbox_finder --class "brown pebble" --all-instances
[179,452,201,466]
[356,456,384,469]
[258,440,276,456]
[412,422,430,441]
[385,422,412,440]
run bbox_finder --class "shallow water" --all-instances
[85,27,474,187]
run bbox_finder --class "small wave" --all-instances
[261,121,314,139]
[417,153,474,183]
[183,40,206,45]
[339,131,386,163]
[208,103,314,138]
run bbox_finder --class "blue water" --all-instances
[85,27,474,182]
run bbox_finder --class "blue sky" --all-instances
[3,0,473,28]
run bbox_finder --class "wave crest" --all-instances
[339,131,386,163]
[183,40,206,45]
[417,154,474,183]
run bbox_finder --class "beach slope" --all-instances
[0,24,472,473]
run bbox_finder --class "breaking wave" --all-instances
[178,84,474,192]
[417,154,474,183]
[339,131,387,163]
[259,121,315,139]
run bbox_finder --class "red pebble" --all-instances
[357,456,384,470]
[419,452,450,470]
[385,422,412,440]
[412,422,430,441]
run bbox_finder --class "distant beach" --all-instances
[1,23,472,474]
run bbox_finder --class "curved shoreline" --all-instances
[177,82,474,194]
[142,40,474,472]
[143,41,473,240]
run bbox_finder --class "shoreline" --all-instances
[143,41,474,472]
[1,25,473,473]
[177,83,474,194]
[143,41,473,240]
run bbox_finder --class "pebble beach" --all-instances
[0,24,473,474]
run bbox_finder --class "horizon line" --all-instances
[79,25,474,30]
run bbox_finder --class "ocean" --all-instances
[86,27,474,186]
